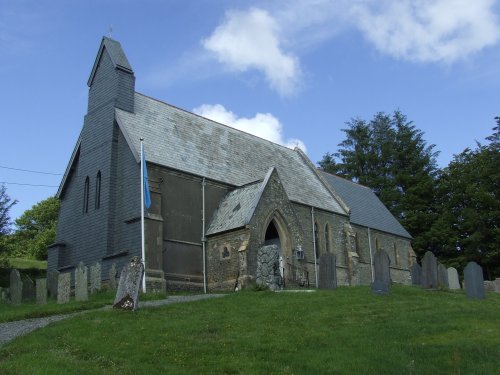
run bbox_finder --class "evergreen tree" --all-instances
[434,120,500,278]
[319,111,439,256]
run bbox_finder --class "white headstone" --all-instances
[90,262,102,294]
[447,267,460,290]
[57,273,71,304]
[75,262,88,302]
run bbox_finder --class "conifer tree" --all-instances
[319,111,439,256]
[433,119,500,277]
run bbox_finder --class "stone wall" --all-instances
[352,224,411,285]
[291,204,351,287]
[245,170,304,281]
[207,229,250,291]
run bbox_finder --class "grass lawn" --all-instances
[7,258,47,270]
[0,286,499,374]
[0,290,169,323]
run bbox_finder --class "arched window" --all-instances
[83,176,90,214]
[394,243,400,267]
[375,237,379,251]
[324,223,330,253]
[95,171,101,209]
[314,221,320,258]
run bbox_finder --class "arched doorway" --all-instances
[265,220,281,248]
[263,212,295,281]
[264,220,283,279]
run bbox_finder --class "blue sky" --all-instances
[1,0,499,222]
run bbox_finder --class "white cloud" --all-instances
[202,8,301,96]
[352,0,500,63]
[193,103,307,152]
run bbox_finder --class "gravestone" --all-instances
[113,257,144,310]
[421,251,438,289]
[410,263,421,285]
[464,261,485,299]
[75,262,88,302]
[447,267,460,290]
[47,270,59,298]
[57,273,71,304]
[437,263,449,289]
[484,281,495,292]
[22,275,36,301]
[90,262,101,294]
[109,263,118,290]
[255,245,282,291]
[318,253,337,289]
[36,278,47,305]
[10,269,22,305]
[0,287,7,301]
[494,278,500,293]
[371,250,391,295]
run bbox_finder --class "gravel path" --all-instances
[0,294,226,348]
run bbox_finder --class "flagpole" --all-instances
[140,138,147,293]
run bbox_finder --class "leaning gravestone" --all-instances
[421,251,438,289]
[36,278,47,305]
[410,263,422,285]
[447,267,460,290]
[371,249,391,295]
[9,269,22,305]
[109,263,118,291]
[318,253,337,289]
[90,262,101,294]
[57,273,70,304]
[22,275,36,302]
[255,245,282,291]
[47,270,59,298]
[464,261,485,299]
[113,257,144,311]
[75,262,88,302]
[437,263,449,289]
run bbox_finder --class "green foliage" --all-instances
[0,185,17,258]
[1,287,499,374]
[319,111,439,256]
[9,196,60,260]
[0,185,17,236]
[431,121,500,278]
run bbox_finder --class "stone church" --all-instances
[48,37,414,291]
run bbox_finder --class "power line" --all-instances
[0,165,63,176]
[0,181,59,188]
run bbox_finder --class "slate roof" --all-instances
[206,181,262,235]
[319,171,412,239]
[115,93,347,215]
[206,167,278,235]
[88,37,133,86]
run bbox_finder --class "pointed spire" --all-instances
[87,37,133,87]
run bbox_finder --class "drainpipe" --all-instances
[202,178,207,294]
[368,227,374,282]
[311,207,318,288]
